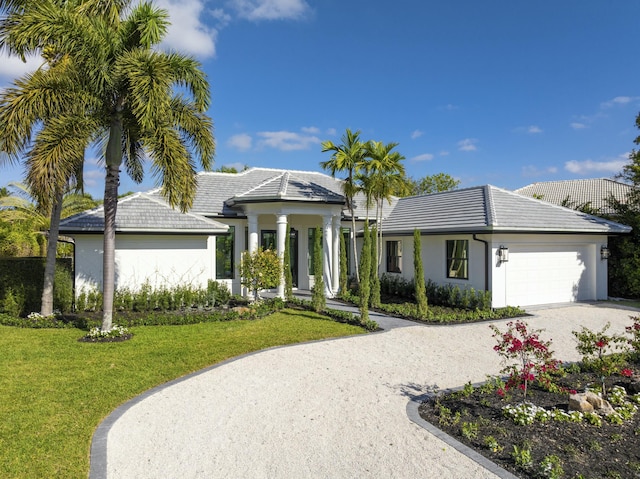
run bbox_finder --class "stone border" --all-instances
[406,385,520,479]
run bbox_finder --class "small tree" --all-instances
[284,225,293,301]
[239,248,281,302]
[370,225,381,308]
[414,229,428,318]
[311,226,326,312]
[359,222,371,322]
[339,229,348,296]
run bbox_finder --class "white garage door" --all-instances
[505,245,595,307]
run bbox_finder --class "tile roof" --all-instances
[381,185,631,235]
[514,178,634,215]
[59,193,229,234]
[176,167,397,219]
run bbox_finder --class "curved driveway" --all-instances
[92,303,637,479]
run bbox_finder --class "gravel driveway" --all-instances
[92,302,637,479]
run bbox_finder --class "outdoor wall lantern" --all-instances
[498,245,509,263]
[601,245,611,260]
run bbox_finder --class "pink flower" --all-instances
[620,368,634,378]
[496,388,505,397]
[595,339,607,348]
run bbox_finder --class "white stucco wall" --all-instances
[74,234,214,294]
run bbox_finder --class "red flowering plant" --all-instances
[490,320,561,400]
[626,315,640,360]
[572,322,627,397]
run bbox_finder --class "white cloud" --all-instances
[411,153,434,162]
[411,130,424,140]
[570,122,588,130]
[155,0,218,58]
[301,126,320,134]
[0,53,42,84]
[565,155,628,175]
[527,125,542,134]
[325,128,337,136]
[521,165,558,177]
[227,133,253,151]
[229,0,311,21]
[257,130,320,151]
[458,138,478,152]
[439,150,450,156]
[601,96,640,108]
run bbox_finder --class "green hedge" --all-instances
[0,257,73,316]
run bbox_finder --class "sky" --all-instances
[1,0,640,199]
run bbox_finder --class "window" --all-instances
[261,230,276,250]
[386,240,402,273]
[447,239,469,279]
[216,226,235,279]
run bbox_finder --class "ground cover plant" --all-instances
[420,318,640,479]
[0,309,367,479]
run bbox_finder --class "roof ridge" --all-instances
[278,171,290,196]
[236,172,283,197]
[484,186,498,226]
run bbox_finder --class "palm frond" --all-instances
[170,96,215,170]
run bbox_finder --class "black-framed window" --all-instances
[386,240,402,273]
[216,226,235,279]
[446,239,469,279]
[261,230,276,250]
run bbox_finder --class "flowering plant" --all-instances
[626,315,640,357]
[85,325,130,340]
[490,320,560,400]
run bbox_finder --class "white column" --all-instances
[323,215,333,297]
[332,216,340,294]
[276,214,288,299]
[248,214,258,254]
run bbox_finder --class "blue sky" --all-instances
[1,0,640,199]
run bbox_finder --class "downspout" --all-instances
[472,234,489,292]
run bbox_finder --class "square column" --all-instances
[276,214,288,299]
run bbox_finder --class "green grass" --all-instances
[607,299,640,309]
[0,309,365,479]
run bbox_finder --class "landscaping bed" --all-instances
[419,369,640,479]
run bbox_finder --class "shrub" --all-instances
[414,229,428,319]
[239,247,281,301]
[311,226,326,312]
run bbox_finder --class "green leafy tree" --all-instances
[405,173,460,196]
[311,226,325,312]
[414,229,428,318]
[1,1,215,330]
[369,225,380,308]
[239,248,281,302]
[339,228,348,296]
[321,128,366,281]
[359,222,371,322]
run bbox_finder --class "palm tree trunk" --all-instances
[102,164,119,331]
[40,189,64,316]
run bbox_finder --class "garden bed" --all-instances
[419,369,640,478]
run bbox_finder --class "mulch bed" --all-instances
[419,370,640,478]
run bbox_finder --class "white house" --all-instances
[59,167,631,308]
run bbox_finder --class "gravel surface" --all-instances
[94,302,637,479]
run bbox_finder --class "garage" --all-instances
[504,244,596,307]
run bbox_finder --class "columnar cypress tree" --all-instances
[414,229,428,318]
[370,225,381,308]
[311,226,326,312]
[339,229,348,296]
[284,224,293,301]
[359,222,371,322]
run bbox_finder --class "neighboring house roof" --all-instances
[514,178,634,215]
[164,167,397,219]
[381,185,631,235]
[59,193,229,234]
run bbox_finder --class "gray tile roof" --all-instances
[514,178,634,215]
[381,185,631,235]
[59,193,229,234]
[177,167,397,220]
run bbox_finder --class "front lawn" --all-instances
[0,309,365,479]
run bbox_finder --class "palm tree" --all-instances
[320,128,365,281]
[363,140,407,272]
[1,0,215,330]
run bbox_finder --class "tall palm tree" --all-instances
[1,0,215,329]
[363,140,407,271]
[320,128,365,281]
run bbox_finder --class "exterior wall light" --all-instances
[498,245,509,263]
[601,245,611,260]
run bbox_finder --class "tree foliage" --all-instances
[359,222,371,322]
[339,228,348,296]
[369,225,380,308]
[414,229,428,318]
[311,226,325,312]
[404,173,460,196]
[239,248,281,302]
[283,224,293,301]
